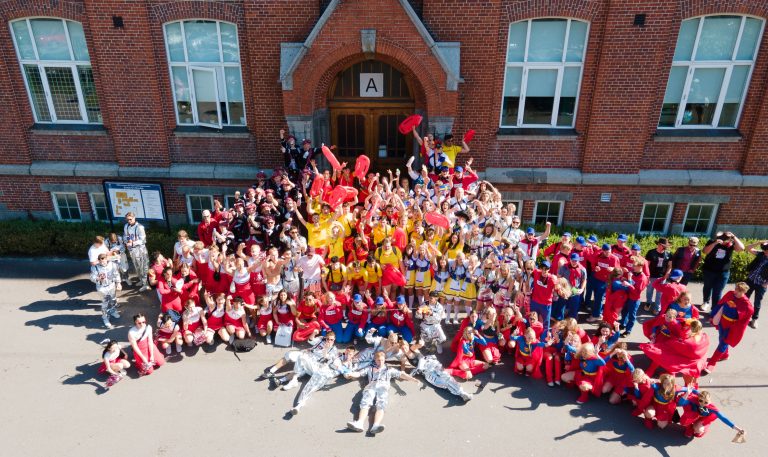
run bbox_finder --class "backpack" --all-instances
[232,338,257,352]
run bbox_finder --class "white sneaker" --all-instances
[369,424,385,434]
[749,319,758,329]
[452,319,459,325]
[109,308,120,319]
[346,420,364,432]
[102,316,113,329]
[290,405,301,416]
[700,302,711,313]
[307,337,320,346]
[282,377,300,390]
[266,335,272,344]
[460,392,473,402]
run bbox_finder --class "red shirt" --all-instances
[319,302,343,329]
[347,304,370,329]
[590,252,621,282]
[611,244,631,264]
[652,278,687,309]
[551,252,569,274]
[390,307,415,333]
[157,279,182,313]
[531,270,556,306]
[628,271,649,301]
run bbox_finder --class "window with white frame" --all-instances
[501,18,589,128]
[659,15,764,128]
[682,203,717,234]
[9,18,101,124]
[533,201,563,225]
[163,20,245,128]
[187,195,214,223]
[89,193,108,221]
[224,195,237,209]
[639,203,672,234]
[503,200,524,218]
[52,192,82,221]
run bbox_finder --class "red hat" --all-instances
[302,139,312,145]
[256,171,267,180]
[246,203,256,210]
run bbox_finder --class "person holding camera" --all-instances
[700,232,744,312]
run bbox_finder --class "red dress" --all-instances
[448,337,487,379]
[512,336,545,378]
[293,302,321,342]
[224,308,246,329]
[231,269,255,305]
[157,280,182,313]
[206,307,226,331]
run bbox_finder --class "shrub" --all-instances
[0,220,193,259]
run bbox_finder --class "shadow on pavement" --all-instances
[556,405,690,457]
[60,362,108,396]
[46,279,93,299]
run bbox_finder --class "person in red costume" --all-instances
[637,373,693,430]
[678,390,745,439]
[447,325,490,380]
[641,318,709,386]
[157,267,182,313]
[561,342,607,403]
[703,282,754,374]
[292,290,322,343]
[642,291,697,340]
[651,269,687,313]
[510,327,548,378]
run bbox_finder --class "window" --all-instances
[9,18,101,124]
[682,204,717,234]
[639,203,672,234]
[52,192,81,221]
[163,20,245,128]
[500,18,589,128]
[659,15,764,128]
[187,195,213,223]
[89,193,109,221]
[533,201,563,225]
[225,195,237,209]
[504,200,524,218]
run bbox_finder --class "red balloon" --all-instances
[309,175,325,198]
[354,155,370,180]
[463,129,476,143]
[425,212,450,230]
[328,186,348,210]
[322,145,342,171]
[341,186,358,202]
[398,114,423,135]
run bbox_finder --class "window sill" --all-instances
[30,124,107,136]
[496,128,579,141]
[653,129,743,143]
[173,126,251,138]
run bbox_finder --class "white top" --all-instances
[129,324,152,342]
[174,240,196,257]
[296,255,325,280]
[88,244,109,265]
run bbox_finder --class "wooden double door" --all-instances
[330,107,413,172]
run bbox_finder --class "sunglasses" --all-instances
[137,320,146,324]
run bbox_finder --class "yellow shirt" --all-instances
[347,266,368,283]
[327,236,345,260]
[337,213,355,237]
[364,262,382,282]
[377,246,401,268]
[322,264,347,283]
[444,242,465,260]
[442,144,462,165]
[372,225,394,246]
[307,221,330,248]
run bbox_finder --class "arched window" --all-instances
[163,20,245,128]
[500,18,589,128]
[9,18,101,124]
[659,15,764,128]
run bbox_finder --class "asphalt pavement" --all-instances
[0,258,765,457]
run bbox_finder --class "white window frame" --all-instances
[186,194,214,224]
[9,18,100,124]
[659,15,765,129]
[189,65,222,129]
[532,200,564,226]
[682,203,718,235]
[89,192,109,221]
[163,19,246,128]
[504,200,524,218]
[52,192,82,222]
[500,18,589,129]
[638,202,673,234]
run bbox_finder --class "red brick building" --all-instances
[1,0,767,236]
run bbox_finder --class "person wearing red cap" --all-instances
[586,243,620,323]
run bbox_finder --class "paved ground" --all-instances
[0,258,765,457]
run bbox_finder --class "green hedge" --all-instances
[0,219,759,282]
[0,220,193,258]
[536,225,758,282]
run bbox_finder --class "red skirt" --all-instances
[225,313,245,329]
[575,368,604,396]
[679,407,718,429]
[477,340,502,363]
[603,365,634,394]
[514,346,544,378]
[133,338,165,375]
[98,357,125,374]
[185,320,201,334]
[234,280,255,306]
[650,398,677,422]
[207,313,224,331]
[256,314,274,331]
[250,272,266,297]
[196,260,211,289]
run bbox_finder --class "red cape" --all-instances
[640,332,710,377]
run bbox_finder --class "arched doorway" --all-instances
[329,60,416,170]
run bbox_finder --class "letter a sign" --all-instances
[360,73,384,97]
